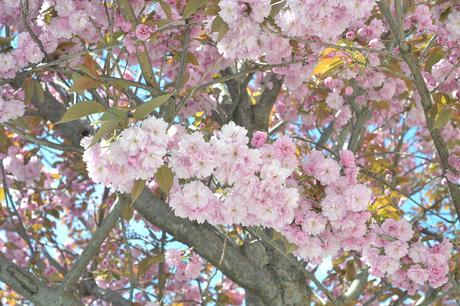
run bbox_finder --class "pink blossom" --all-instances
[251,131,268,148]
[340,149,356,168]
[381,219,414,242]
[135,24,153,41]
[325,92,344,110]
[409,242,429,263]
[315,158,341,186]
[384,240,408,259]
[407,266,429,285]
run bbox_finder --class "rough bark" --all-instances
[134,189,284,304]
[0,254,83,306]
[229,72,283,134]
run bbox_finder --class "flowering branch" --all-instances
[60,194,129,292]
[377,0,460,220]
[0,253,83,306]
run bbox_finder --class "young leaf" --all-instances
[68,73,102,94]
[433,107,452,130]
[121,206,134,220]
[134,93,173,120]
[155,166,174,194]
[81,54,100,78]
[211,16,228,41]
[131,179,145,203]
[137,253,164,278]
[23,79,35,105]
[107,78,134,91]
[57,101,105,124]
[34,81,45,104]
[90,120,120,146]
[182,0,207,19]
[0,124,7,154]
[159,0,172,19]
[425,47,445,73]
[186,52,199,66]
[100,107,129,122]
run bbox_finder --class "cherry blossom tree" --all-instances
[0,0,459,305]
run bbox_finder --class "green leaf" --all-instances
[134,93,173,120]
[121,205,134,220]
[425,47,445,73]
[155,166,174,194]
[131,179,145,203]
[186,52,199,66]
[100,107,129,122]
[439,6,452,22]
[90,120,120,146]
[68,73,102,94]
[34,81,45,104]
[182,0,207,19]
[23,79,35,105]
[107,78,134,91]
[57,101,105,124]
[211,15,228,41]
[159,0,172,19]
[0,37,12,46]
[433,107,452,130]
[0,124,8,154]
[137,253,164,278]
[269,0,285,17]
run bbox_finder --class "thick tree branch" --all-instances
[342,270,368,303]
[133,189,283,304]
[32,91,92,147]
[79,272,130,306]
[0,254,83,306]
[232,73,283,134]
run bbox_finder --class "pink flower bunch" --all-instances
[0,94,24,123]
[82,116,169,192]
[445,8,460,42]
[169,122,299,229]
[282,150,372,263]
[216,0,271,60]
[135,24,154,41]
[2,147,43,185]
[0,32,44,79]
[276,0,375,42]
[165,249,203,281]
[363,219,452,293]
[251,131,267,148]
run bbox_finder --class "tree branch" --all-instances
[0,253,83,306]
[377,0,460,219]
[133,189,283,304]
[117,0,159,90]
[60,194,129,291]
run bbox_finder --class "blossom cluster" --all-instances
[165,249,203,282]
[82,120,453,292]
[363,219,452,293]
[282,150,372,263]
[82,116,169,193]
[277,0,375,42]
[2,146,43,185]
[0,32,44,79]
[169,122,299,229]
[0,93,24,124]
